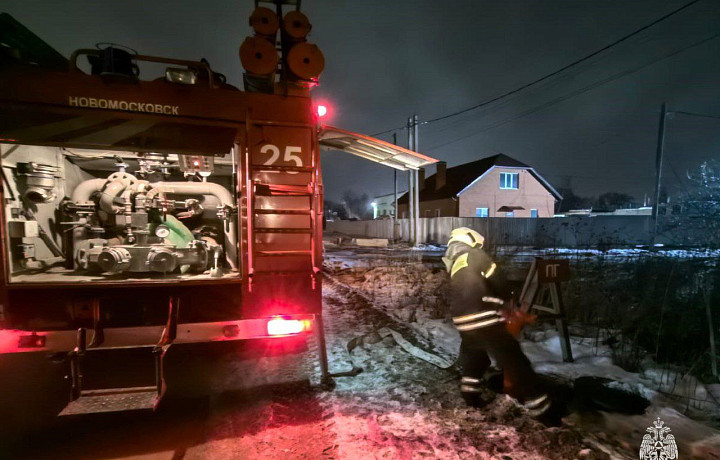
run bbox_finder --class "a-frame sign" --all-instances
[518,257,574,362]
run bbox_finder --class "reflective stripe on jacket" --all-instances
[445,242,512,330]
[453,309,504,331]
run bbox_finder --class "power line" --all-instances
[672,110,720,121]
[372,0,702,137]
[424,32,720,152]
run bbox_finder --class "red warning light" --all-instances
[316,105,328,118]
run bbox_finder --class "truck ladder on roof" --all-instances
[59,296,178,416]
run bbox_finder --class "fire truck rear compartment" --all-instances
[1,143,240,284]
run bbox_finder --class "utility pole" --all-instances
[413,114,420,245]
[652,103,667,242]
[393,132,398,241]
[407,116,415,244]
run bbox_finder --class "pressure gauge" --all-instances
[155,225,171,239]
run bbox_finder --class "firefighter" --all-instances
[443,227,550,417]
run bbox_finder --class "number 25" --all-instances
[261,144,302,173]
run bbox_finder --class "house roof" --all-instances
[398,153,561,204]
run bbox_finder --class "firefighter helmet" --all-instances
[447,227,485,248]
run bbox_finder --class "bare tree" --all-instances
[662,160,720,247]
[595,192,636,212]
[555,187,594,212]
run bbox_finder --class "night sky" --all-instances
[3,0,720,202]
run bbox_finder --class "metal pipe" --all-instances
[99,180,126,214]
[152,182,237,270]
[70,178,238,269]
[68,49,216,87]
[153,182,233,210]
[314,313,332,385]
[72,179,234,215]
[70,178,106,204]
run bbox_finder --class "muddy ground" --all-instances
[7,245,716,459]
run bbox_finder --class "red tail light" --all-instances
[267,317,310,336]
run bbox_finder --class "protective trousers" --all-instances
[458,323,548,413]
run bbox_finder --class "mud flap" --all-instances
[0,352,69,440]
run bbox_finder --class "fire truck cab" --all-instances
[0,2,436,430]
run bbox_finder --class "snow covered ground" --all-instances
[11,243,719,459]
[523,330,720,458]
[323,243,720,459]
[319,278,599,459]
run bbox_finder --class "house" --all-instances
[397,154,561,218]
[371,191,405,218]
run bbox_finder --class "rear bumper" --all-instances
[0,330,315,427]
[0,315,316,354]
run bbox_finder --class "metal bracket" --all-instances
[154,295,180,403]
[159,295,179,346]
[69,328,87,400]
[314,314,332,385]
[88,298,104,348]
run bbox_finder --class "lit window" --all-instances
[475,207,489,217]
[505,211,514,217]
[499,172,519,189]
[530,209,538,218]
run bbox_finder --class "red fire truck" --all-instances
[0,1,436,431]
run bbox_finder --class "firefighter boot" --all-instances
[460,376,495,408]
[519,393,566,427]
[483,365,504,393]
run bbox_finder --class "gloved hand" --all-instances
[503,307,537,338]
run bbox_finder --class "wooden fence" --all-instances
[327,216,658,247]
